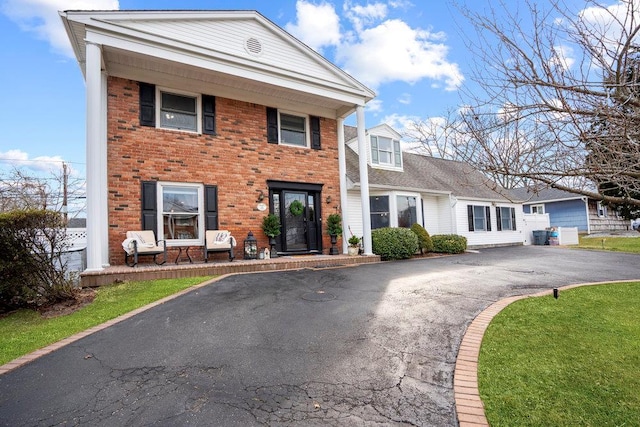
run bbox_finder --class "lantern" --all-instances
[244,231,258,260]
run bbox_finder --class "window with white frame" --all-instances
[159,89,200,132]
[371,135,401,167]
[531,204,545,214]
[597,201,607,217]
[468,205,491,231]
[159,183,204,244]
[279,112,308,147]
[370,195,390,229]
[497,206,517,231]
[397,196,417,228]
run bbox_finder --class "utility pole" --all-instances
[62,162,68,224]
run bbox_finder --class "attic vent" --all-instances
[245,37,263,56]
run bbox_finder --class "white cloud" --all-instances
[1,0,119,58]
[550,44,575,71]
[285,0,341,52]
[380,113,420,133]
[0,149,66,173]
[398,93,411,104]
[365,99,383,113]
[335,19,464,90]
[344,1,388,32]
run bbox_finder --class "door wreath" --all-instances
[289,200,304,216]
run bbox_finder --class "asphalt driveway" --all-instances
[1,246,639,426]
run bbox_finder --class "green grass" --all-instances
[578,235,640,253]
[478,282,640,426]
[0,276,211,365]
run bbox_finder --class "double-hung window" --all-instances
[371,135,402,167]
[468,205,491,231]
[159,183,204,245]
[496,206,517,231]
[279,112,308,147]
[160,91,198,132]
[370,196,390,229]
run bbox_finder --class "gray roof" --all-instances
[510,187,584,204]
[345,146,511,201]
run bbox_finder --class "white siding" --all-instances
[346,190,363,238]
[122,19,348,85]
[455,200,525,247]
[422,196,441,234]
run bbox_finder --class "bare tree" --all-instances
[409,0,640,208]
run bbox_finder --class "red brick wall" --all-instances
[107,77,342,265]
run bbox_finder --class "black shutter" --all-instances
[467,205,474,232]
[310,116,321,150]
[139,82,156,127]
[496,207,502,231]
[266,107,279,143]
[141,181,157,232]
[511,207,517,230]
[204,185,219,230]
[202,95,216,135]
[486,206,492,231]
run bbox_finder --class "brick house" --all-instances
[60,10,375,271]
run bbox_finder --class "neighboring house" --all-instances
[511,187,630,234]
[60,10,375,270]
[344,124,525,249]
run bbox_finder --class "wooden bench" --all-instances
[123,230,167,267]
[204,230,236,262]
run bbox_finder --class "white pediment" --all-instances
[61,10,374,114]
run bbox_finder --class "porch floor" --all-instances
[80,254,381,287]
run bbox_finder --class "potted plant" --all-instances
[326,213,342,255]
[261,213,281,258]
[347,235,361,256]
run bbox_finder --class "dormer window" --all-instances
[371,135,401,167]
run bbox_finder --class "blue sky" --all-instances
[0,0,598,184]
[0,0,477,181]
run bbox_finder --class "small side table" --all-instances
[175,246,193,264]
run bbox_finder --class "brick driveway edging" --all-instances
[453,279,640,426]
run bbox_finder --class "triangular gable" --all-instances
[62,10,375,105]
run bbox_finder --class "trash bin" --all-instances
[532,230,548,245]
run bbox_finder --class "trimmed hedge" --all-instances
[410,223,434,254]
[432,234,467,254]
[371,227,419,260]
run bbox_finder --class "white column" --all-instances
[100,71,110,267]
[85,42,105,272]
[337,118,348,254]
[356,105,373,255]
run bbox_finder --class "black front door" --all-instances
[269,182,322,254]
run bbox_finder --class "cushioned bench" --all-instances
[204,230,236,262]
[122,230,167,267]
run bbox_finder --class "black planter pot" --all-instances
[269,237,278,258]
[329,234,339,255]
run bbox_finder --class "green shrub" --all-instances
[0,209,74,313]
[432,234,467,254]
[371,227,419,260]
[410,223,434,254]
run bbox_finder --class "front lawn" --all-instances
[0,276,211,366]
[478,282,640,426]
[578,235,640,253]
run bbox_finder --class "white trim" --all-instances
[157,182,205,246]
[156,86,202,134]
[277,110,310,148]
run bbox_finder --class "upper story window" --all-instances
[138,82,216,135]
[371,135,401,167]
[279,112,307,147]
[160,91,198,132]
[266,107,321,150]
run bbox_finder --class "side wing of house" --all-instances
[455,199,524,248]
